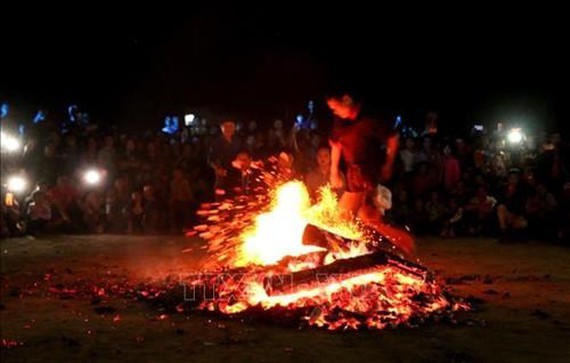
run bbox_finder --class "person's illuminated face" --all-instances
[316,148,331,168]
[221,121,236,139]
[326,95,359,120]
[235,152,251,171]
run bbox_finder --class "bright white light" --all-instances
[507,128,523,144]
[7,176,27,193]
[1,132,21,152]
[184,113,196,126]
[84,170,101,185]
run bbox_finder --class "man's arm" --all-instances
[329,139,344,189]
[207,140,227,177]
[381,133,399,182]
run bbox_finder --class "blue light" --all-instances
[172,116,179,131]
[33,110,45,124]
[307,100,314,113]
[394,115,402,128]
[161,116,179,135]
[18,124,25,136]
[295,114,308,130]
[0,103,8,118]
[68,105,78,122]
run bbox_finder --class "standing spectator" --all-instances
[208,120,241,197]
[98,135,116,178]
[61,132,80,175]
[227,150,264,196]
[399,137,415,174]
[129,190,144,234]
[142,184,159,233]
[38,142,60,185]
[169,168,194,233]
[81,136,99,168]
[442,145,461,191]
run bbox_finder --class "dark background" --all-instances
[1,2,568,135]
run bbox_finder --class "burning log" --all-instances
[302,220,415,260]
[271,250,329,271]
[264,250,428,296]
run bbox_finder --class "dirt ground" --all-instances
[1,234,569,363]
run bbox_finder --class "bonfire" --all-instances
[189,162,467,330]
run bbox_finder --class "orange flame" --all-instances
[234,182,371,267]
[305,185,363,241]
[235,181,324,267]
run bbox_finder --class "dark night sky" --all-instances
[1,3,568,134]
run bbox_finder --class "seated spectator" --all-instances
[304,144,345,202]
[276,148,299,180]
[450,180,471,205]
[496,169,530,242]
[1,194,23,237]
[425,191,446,233]
[464,186,497,235]
[264,148,301,185]
[440,197,464,238]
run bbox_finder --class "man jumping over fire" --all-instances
[325,88,416,257]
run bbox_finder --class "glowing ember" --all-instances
[199,264,456,330]
[192,178,468,330]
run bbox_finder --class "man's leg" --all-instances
[354,183,415,258]
[339,191,365,220]
[358,200,416,258]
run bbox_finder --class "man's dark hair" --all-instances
[317,142,331,152]
[324,77,367,104]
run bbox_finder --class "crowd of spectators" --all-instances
[2,108,569,244]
